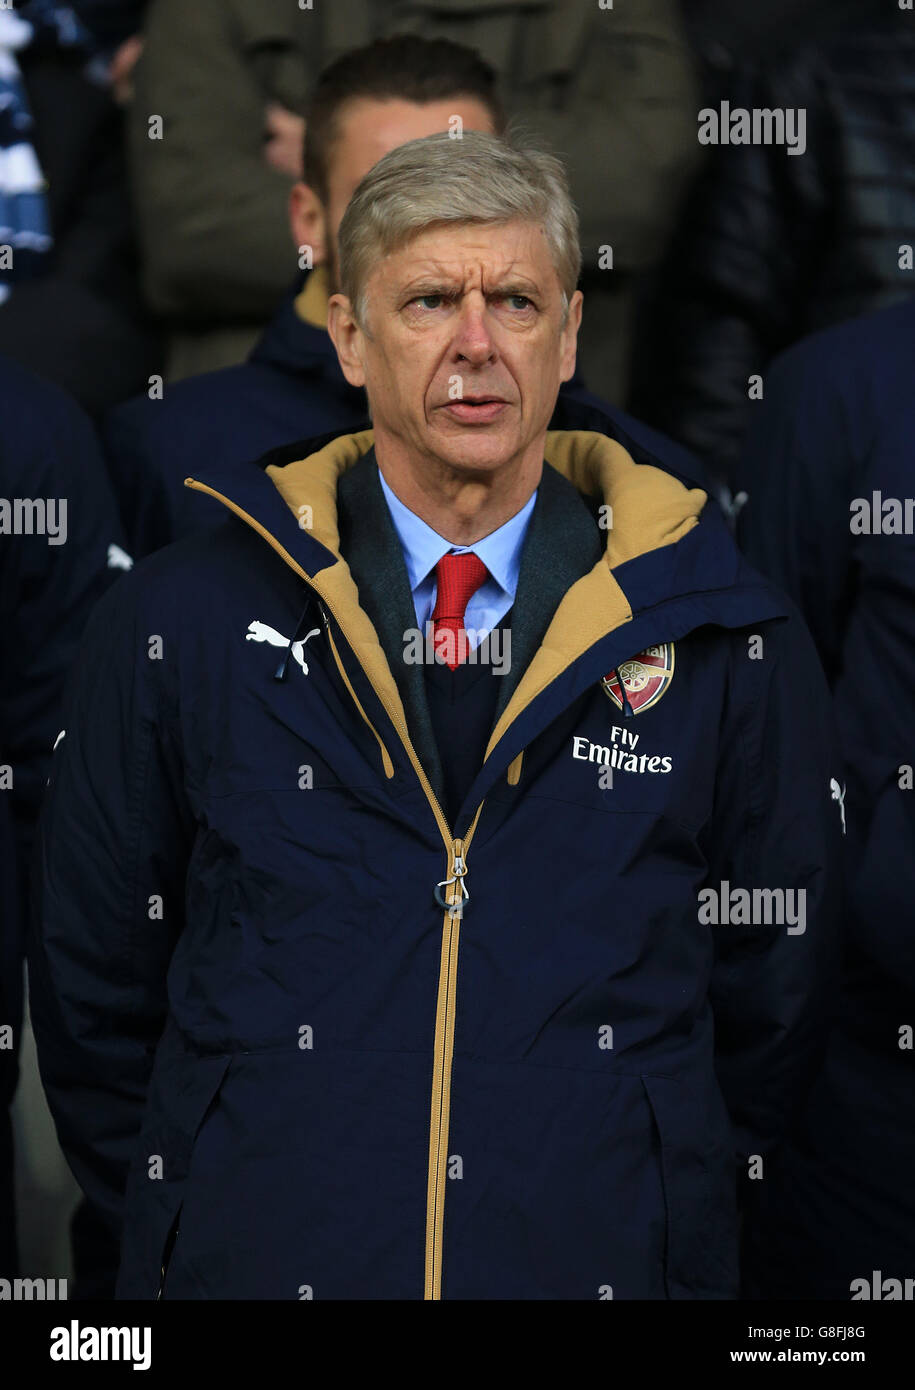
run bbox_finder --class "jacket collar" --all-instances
[185,427,788,796]
[247,268,350,382]
[336,448,445,808]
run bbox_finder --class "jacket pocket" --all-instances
[641,1074,738,1299]
[117,1051,235,1300]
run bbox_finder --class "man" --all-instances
[0,354,128,1281]
[737,302,915,1298]
[105,34,699,560]
[128,0,699,390]
[103,36,499,558]
[32,133,841,1300]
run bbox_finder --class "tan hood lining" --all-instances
[266,429,706,761]
[294,265,331,329]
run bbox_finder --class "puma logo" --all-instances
[830,777,847,835]
[107,542,133,570]
[245,620,320,676]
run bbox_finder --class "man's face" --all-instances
[328,219,582,479]
[291,96,496,285]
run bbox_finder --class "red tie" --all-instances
[431,552,489,670]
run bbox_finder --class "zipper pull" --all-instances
[434,837,470,918]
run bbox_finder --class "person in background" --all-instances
[680,0,876,62]
[127,0,699,396]
[736,302,915,1299]
[0,0,158,416]
[106,34,704,561]
[0,354,129,1284]
[628,4,915,495]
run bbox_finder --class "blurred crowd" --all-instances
[1,0,913,1301]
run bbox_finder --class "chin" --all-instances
[431,426,522,474]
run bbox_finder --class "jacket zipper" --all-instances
[323,598,484,1298]
[183,477,486,1299]
[425,836,472,1299]
[156,1213,180,1300]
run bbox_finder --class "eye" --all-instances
[411,294,446,310]
[500,294,536,312]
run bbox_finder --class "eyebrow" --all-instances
[396,274,544,300]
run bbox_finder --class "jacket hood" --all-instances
[186,426,785,781]
[247,268,348,381]
[264,425,706,565]
[265,428,721,753]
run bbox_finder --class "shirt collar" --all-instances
[377,464,537,600]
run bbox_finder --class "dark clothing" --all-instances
[0,29,160,416]
[337,448,605,829]
[31,419,841,1299]
[737,302,915,1297]
[0,800,20,1278]
[629,16,915,487]
[0,355,126,1276]
[681,0,878,58]
[423,624,512,830]
[103,277,708,560]
[70,0,148,52]
[103,285,366,556]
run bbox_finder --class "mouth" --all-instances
[439,395,510,424]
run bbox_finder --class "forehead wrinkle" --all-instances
[389,256,547,298]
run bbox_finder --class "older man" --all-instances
[105,33,695,561]
[103,35,503,558]
[32,133,842,1301]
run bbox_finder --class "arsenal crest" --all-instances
[601,643,675,714]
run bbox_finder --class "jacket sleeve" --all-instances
[28,568,194,1242]
[703,609,845,1179]
[102,396,175,559]
[736,341,854,684]
[0,378,125,881]
[127,0,310,320]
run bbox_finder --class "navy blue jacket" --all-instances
[737,302,915,1296]
[0,354,126,1274]
[30,422,841,1299]
[102,274,707,559]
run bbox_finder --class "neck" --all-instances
[373,434,544,545]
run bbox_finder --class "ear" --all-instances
[289,182,327,267]
[558,289,583,384]
[327,293,366,388]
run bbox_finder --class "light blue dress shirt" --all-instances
[378,467,537,649]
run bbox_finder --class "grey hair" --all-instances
[337,130,581,330]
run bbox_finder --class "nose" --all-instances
[451,293,497,367]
